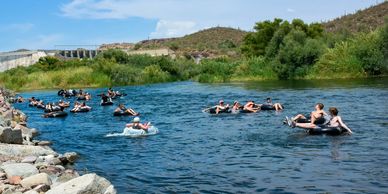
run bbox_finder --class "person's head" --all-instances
[233,101,239,106]
[133,117,140,123]
[119,104,124,108]
[315,103,324,110]
[59,100,63,103]
[219,100,224,105]
[32,97,35,100]
[82,102,86,106]
[329,107,339,116]
[266,97,272,103]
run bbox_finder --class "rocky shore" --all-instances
[0,88,116,194]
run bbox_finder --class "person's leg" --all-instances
[293,114,306,121]
[295,123,316,129]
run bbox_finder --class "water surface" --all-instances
[15,78,388,193]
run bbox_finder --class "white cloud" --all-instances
[150,20,197,38]
[287,8,295,13]
[1,23,34,32]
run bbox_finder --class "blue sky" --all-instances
[0,0,383,51]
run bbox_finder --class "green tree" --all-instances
[241,18,284,57]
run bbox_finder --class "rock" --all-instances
[46,173,116,194]
[0,172,7,179]
[0,117,11,127]
[0,143,57,158]
[55,170,79,183]
[2,110,13,120]
[1,163,38,178]
[39,166,63,175]
[21,156,37,163]
[32,184,50,192]
[104,185,116,194]
[37,141,52,146]
[20,173,51,189]
[0,127,23,144]
[63,152,78,163]
[9,175,22,185]
[23,190,39,194]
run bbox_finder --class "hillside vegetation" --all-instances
[323,1,388,33]
[136,27,248,56]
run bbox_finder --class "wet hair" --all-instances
[316,103,324,110]
[329,107,338,116]
[266,97,271,101]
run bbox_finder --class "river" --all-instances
[15,78,388,193]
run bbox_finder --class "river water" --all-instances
[15,78,388,194]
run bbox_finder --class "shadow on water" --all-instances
[14,78,388,193]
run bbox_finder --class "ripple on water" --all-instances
[15,79,388,193]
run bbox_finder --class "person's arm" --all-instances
[126,123,133,128]
[139,124,149,131]
[338,116,353,134]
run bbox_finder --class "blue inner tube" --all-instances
[307,126,345,136]
[101,101,114,106]
[46,111,68,118]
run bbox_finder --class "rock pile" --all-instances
[0,88,116,194]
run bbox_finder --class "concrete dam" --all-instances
[0,49,102,72]
[0,48,174,72]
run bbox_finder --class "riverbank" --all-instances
[0,88,116,194]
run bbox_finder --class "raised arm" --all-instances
[338,116,353,134]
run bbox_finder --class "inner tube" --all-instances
[36,104,45,109]
[70,107,91,113]
[307,126,346,136]
[204,107,230,114]
[296,116,328,125]
[44,107,61,113]
[46,111,68,118]
[106,126,159,137]
[260,104,276,111]
[77,96,86,101]
[58,90,64,96]
[113,111,136,117]
[101,101,114,106]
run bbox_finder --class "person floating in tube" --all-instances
[126,117,150,132]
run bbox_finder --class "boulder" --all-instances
[20,173,51,189]
[39,165,63,175]
[37,141,52,146]
[0,116,11,127]
[63,152,78,163]
[55,169,79,183]
[21,156,37,163]
[1,163,38,178]
[0,143,57,158]
[23,190,39,194]
[9,175,22,185]
[46,173,116,194]
[32,184,50,192]
[0,127,23,144]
